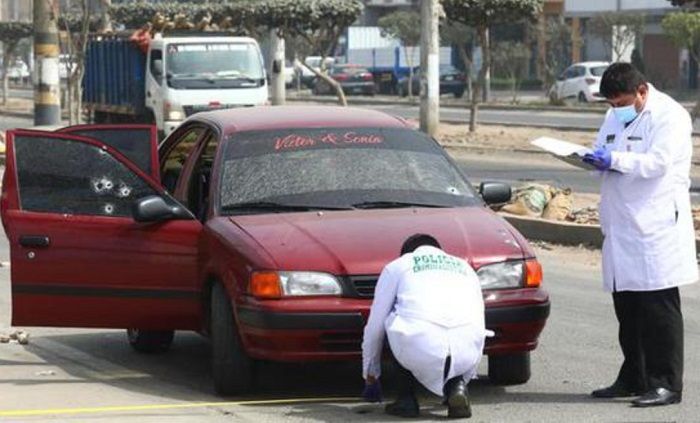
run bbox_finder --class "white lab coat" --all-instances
[361,246,486,396]
[594,83,698,292]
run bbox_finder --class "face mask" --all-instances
[612,103,638,125]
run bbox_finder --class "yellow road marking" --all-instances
[0,397,359,417]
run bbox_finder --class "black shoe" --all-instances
[631,388,682,407]
[445,378,472,419]
[385,395,419,418]
[591,383,642,398]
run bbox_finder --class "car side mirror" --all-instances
[132,195,191,222]
[152,59,163,78]
[479,182,512,205]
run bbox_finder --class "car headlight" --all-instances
[167,109,185,121]
[476,261,524,289]
[249,271,342,298]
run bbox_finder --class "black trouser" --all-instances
[612,287,684,393]
[392,353,462,398]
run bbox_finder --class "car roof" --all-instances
[194,106,410,133]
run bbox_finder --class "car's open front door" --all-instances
[1,129,201,330]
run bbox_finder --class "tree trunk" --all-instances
[481,28,491,103]
[2,74,8,106]
[457,44,472,102]
[302,62,346,106]
[470,26,489,133]
[100,0,112,32]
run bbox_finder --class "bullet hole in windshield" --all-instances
[116,184,132,198]
[103,203,115,215]
[91,176,114,194]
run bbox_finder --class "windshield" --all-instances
[590,65,608,77]
[166,42,265,89]
[219,127,477,214]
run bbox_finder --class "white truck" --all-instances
[84,33,268,138]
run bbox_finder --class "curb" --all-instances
[501,212,700,252]
[0,109,33,119]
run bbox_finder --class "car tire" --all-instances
[488,352,531,385]
[211,283,255,396]
[127,329,174,354]
[454,89,465,99]
[398,84,407,97]
[578,91,588,103]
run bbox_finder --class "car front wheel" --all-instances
[488,352,531,385]
[127,329,174,354]
[211,283,255,395]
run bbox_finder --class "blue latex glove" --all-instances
[362,380,382,403]
[582,148,612,171]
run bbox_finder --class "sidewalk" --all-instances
[0,97,33,118]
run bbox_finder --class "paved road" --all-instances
[1,244,700,422]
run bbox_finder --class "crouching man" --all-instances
[361,234,487,418]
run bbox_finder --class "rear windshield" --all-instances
[219,127,476,212]
[590,65,608,77]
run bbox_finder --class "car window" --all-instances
[62,128,154,177]
[14,135,157,217]
[590,65,607,77]
[219,127,477,212]
[160,127,205,193]
[186,131,220,220]
[149,49,163,84]
[575,66,586,77]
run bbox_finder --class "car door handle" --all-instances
[19,235,50,248]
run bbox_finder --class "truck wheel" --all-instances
[127,329,174,354]
[211,283,255,396]
[488,352,531,385]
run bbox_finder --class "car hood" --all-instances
[227,207,527,275]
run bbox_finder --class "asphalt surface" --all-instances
[2,242,700,422]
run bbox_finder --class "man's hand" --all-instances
[362,377,382,403]
[583,148,612,171]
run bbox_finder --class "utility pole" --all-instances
[269,30,286,106]
[419,0,439,136]
[33,0,61,126]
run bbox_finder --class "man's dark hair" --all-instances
[401,234,441,255]
[599,62,647,99]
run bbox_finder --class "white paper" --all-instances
[530,137,596,171]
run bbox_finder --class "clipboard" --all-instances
[530,137,597,171]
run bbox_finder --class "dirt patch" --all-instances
[435,123,700,162]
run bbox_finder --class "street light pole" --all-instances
[33,0,61,126]
[419,0,439,136]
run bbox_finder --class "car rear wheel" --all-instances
[488,352,531,385]
[211,283,255,396]
[454,89,465,99]
[578,91,588,103]
[127,329,174,354]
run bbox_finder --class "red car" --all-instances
[1,106,549,395]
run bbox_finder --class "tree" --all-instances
[589,13,645,62]
[662,11,700,119]
[378,10,421,99]
[0,22,33,105]
[442,21,475,101]
[668,0,700,6]
[442,0,543,132]
[535,16,574,102]
[492,41,531,103]
[58,0,100,125]
[268,0,364,106]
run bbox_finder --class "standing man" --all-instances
[361,234,487,418]
[583,63,698,407]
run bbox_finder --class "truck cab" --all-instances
[146,35,268,137]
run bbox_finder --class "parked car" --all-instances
[312,64,375,96]
[396,65,467,98]
[3,59,30,83]
[1,107,550,395]
[284,59,296,88]
[299,56,336,88]
[548,61,609,103]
